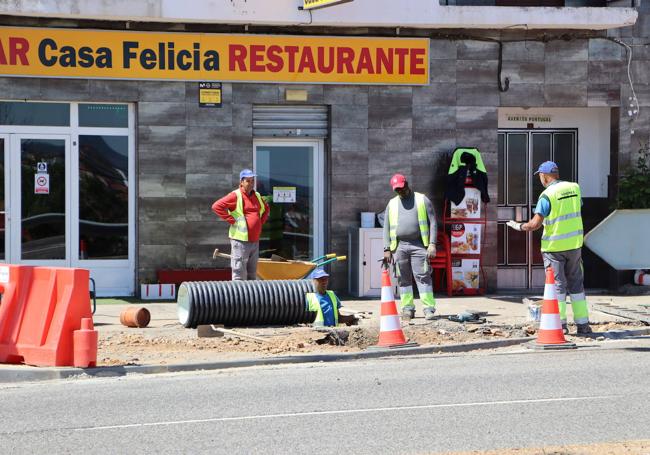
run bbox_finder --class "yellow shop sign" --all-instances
[0,27,429,85]
[303,0,352,10]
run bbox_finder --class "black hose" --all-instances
[177,280,317,328]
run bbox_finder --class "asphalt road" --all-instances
[1,340,649,454]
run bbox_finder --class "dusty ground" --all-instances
[96,319,646,366]
[444,440,650,454]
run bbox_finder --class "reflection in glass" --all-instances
[0,139,4,260]
[256,146,314,261]
[0,102,69,126]
[506,134,527,205]
[532,133,551,201]
[79,136,129,259]
[554,133,575,181]
[79,104,128,128]
[497,134,505,205]
[21,139,66,260]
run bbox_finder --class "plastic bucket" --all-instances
[527,301,542,323]
[360,212,376,228]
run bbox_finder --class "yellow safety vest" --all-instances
[306,291,340,326]
[540,181,583,252]
[228,189,266,241]
[387,192,430,252]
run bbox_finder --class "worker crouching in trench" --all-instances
[306,268,358,327]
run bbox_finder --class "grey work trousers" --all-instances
[542,248,584,301]
[393,240,434,309]
[230,239,259,280]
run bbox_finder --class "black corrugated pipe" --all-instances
[177,280,316,328]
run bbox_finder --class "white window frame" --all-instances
[253,138,325,259]
[9,133,71,267]
[0,101,135,295]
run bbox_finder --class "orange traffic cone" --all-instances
[534,268,576,349]
[375,268,418,349]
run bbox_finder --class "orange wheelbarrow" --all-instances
[213,249,346,280]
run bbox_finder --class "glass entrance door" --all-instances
[254,140,324,261]
[497,130,577,288]
[9,135,70,265]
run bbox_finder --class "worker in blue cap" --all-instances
[306,268,357,327]
[212,169,269,280]
[506,161,592,335]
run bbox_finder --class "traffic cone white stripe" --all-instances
[536,267,571,346]
[543,284,556,300]
[375,268,411,348]
[381,286,394,302]
[539,313,562,330]
[380,315,401,332]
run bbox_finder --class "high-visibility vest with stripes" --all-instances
[228,189,266,241]
[540,181,583,252]
[387,192,430,252]
[306,291,340,326]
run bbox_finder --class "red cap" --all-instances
[390,173,407,190]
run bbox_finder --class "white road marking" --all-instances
[74,395,618,432]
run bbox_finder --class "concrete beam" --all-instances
[0,0,638,30]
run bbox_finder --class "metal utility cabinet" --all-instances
[348,228,385,297]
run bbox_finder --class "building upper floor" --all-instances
[0,0,639,31]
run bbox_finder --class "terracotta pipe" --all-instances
[120,307,151,328]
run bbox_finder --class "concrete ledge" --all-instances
[2,328,647,384]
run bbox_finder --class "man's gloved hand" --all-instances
[383,250,392,264]
[506,220,524,231]
[426,244,437,259]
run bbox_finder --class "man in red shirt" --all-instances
[212,169,270,280]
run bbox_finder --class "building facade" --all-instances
[0,0,645,295]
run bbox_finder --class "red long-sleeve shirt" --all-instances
[212,189,270,242]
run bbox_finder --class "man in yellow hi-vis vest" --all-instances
[506,161,592,335]
[383,174,438,321]
[305,268,358,327]
[213,169,269,280]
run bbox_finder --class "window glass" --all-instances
[21,139,66,259]
[79,104,128,128]
[498,133,505,205]
[532,133,552,202]
[507,229,527,265]
[256,145,314,261]
[497,222,505,265]
[554,133,575,181]
[506,134,528,205]
[79,135,129,259]
[0,102,69,126]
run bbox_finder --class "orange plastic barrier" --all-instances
[0,264,96,367]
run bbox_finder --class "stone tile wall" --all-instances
[1,6,648,293]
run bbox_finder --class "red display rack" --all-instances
[442,178,487,296]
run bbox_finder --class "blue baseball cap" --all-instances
[534,161,559,175]
[240,169,256,180]
[310,268,329,279]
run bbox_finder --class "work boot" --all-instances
[401,307,415,320]
[576,323,593,335]
[561,323,569,335]
[424,307,437,321]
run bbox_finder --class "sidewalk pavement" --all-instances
[92,292,650,332]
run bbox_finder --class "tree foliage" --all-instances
[617,142,650,209]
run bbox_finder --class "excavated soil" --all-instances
[96,320,645,366]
